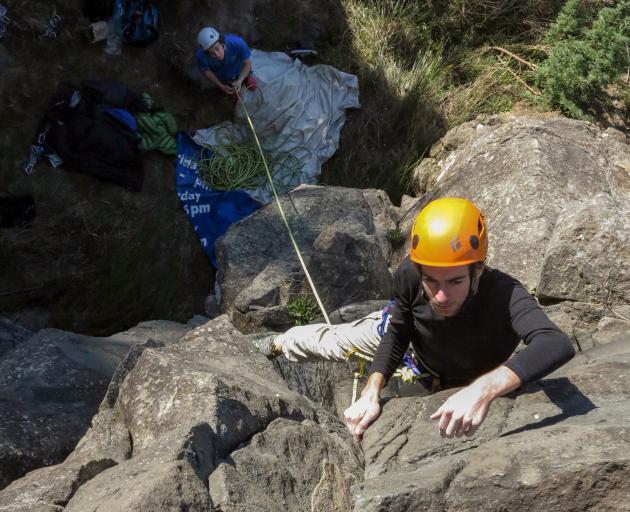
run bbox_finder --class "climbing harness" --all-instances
[345,350,432,402]
[345,303,432,403]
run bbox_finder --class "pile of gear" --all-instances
[83,0,159,55]
[25,81,177,191]
[19,15,358,269]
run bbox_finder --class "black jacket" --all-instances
[39,81,145,191]
[369,257,575,387]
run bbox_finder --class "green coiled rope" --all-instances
[197,134,307,192]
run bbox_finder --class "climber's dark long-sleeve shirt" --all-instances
[369,257,575,387]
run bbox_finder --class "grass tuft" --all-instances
[287,295,319,326]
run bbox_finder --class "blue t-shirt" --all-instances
[196,34,252,84]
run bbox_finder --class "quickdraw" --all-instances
[345,347,432,404]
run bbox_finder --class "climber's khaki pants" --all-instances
[278,310,384,362]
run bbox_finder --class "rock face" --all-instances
[216,185,397,333]
[0,317,31,359]
[355,338,630,511]
[0,316,362,511]
[2,114,629,510]
[4,319,627,511]
[209,418,360,512]
[538,193,629,304]
[356,113,630,510]
[406,114,630,304]
[544,302,630,352]
[0,0,347,335]
[0,320,193,491]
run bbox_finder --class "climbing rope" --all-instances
[237,92,431,404]
[345,348,431,403]
[197,133,306,192]
[237,93,332,325]
[237,92,432,403]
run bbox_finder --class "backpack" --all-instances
[119,0,159,46]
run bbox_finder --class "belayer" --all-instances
[196,26,257,97]
[256,197,575,440]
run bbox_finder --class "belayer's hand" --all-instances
[232,79,243,93]
[343,390,381,445]
[220,83,235,95]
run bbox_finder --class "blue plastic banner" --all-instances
[176,132,260,267]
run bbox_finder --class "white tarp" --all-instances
[193,50,360,204]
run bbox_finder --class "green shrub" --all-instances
[287,295,319,326]
[545,0,599,42]
[535,0,630,119]
[386,227,406,248]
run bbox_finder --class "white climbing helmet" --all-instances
[197,27,220,50]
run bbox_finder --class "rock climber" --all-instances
[256,197,575,441]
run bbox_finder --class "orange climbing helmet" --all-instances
[410,197,487,266]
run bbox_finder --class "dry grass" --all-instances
[319,0,570,201]
[446,65,513,128]
[319,0,448,202]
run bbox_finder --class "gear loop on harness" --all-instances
[345,346,433,403]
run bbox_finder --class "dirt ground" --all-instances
[1,0,624,335]
[0,0,346,335]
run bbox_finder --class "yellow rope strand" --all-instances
[237,94,331,325]
[235,94,424,404]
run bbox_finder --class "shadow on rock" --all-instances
[500,378,596,437]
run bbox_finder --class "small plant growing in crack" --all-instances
[387,227,405,249]
[287,295,319,326]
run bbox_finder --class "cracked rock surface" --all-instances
[405,114,630,302]
[0,320,192,491]
[355,338,630,512]
[0,315,362,511]
[216,185,398,333]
